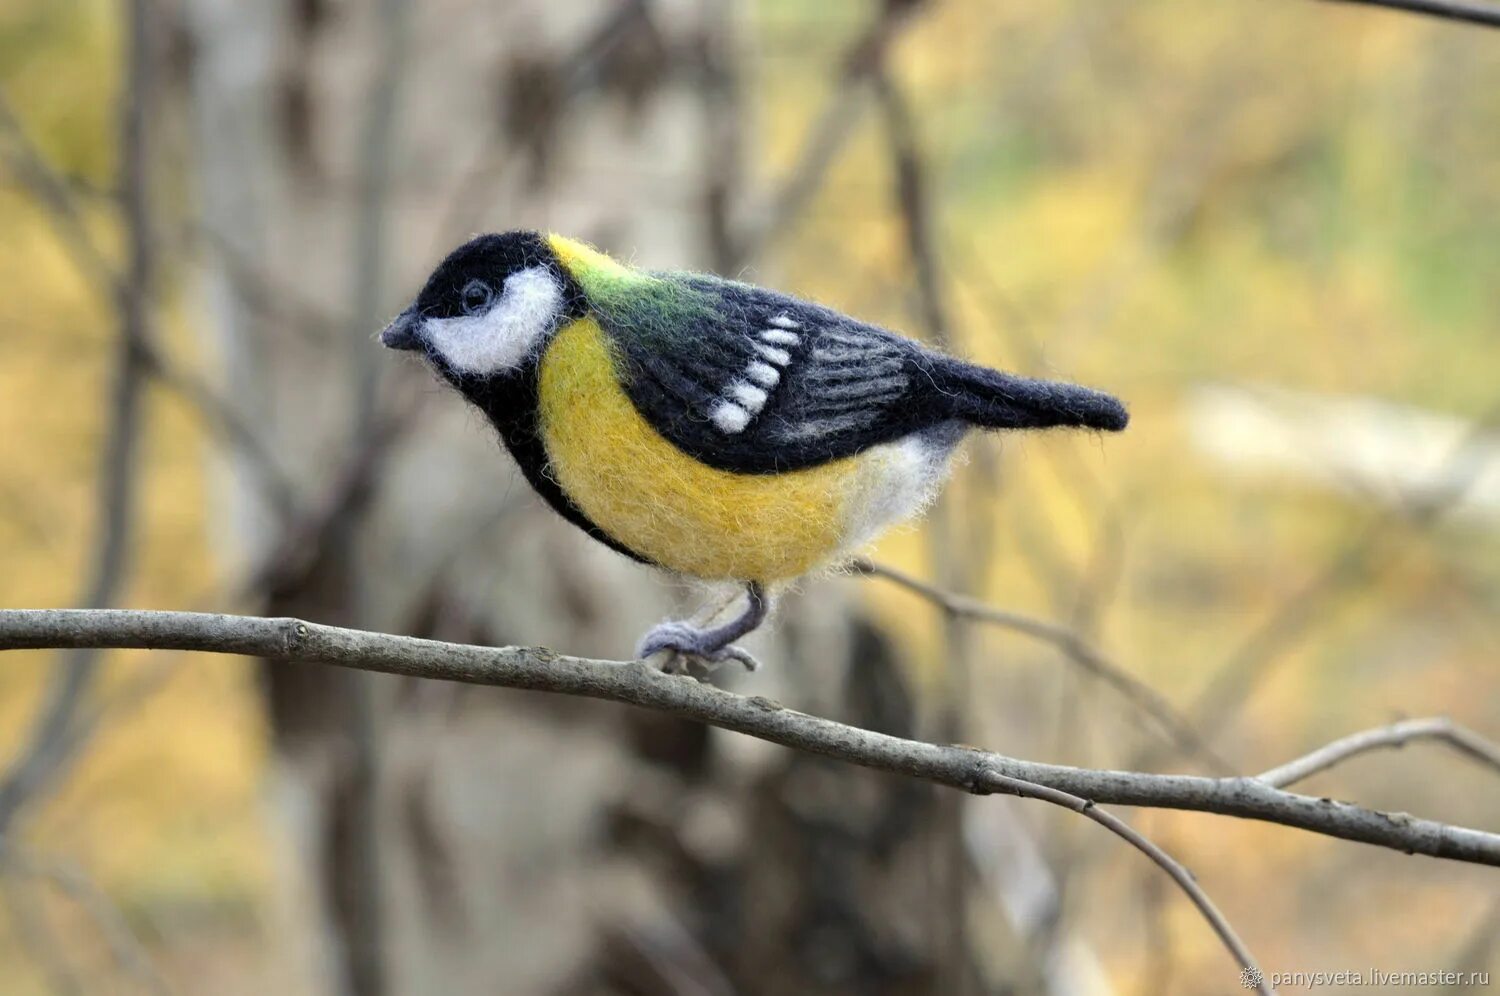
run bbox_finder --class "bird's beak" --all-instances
[380,310,422,351]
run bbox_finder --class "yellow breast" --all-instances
[536,317,863,583]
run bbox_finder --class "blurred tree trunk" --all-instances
[185,0,384,989]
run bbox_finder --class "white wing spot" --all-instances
[746,362,781,387]
[727,381,768,411]
[759,329,801,347]
[710,400,751,434]
[754,343,792,366]
[769,314,800,329]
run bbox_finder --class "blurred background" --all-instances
[1,0,1498,993]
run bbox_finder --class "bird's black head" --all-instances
[380,230,585,386]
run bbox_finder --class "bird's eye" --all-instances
[460,279,494,316]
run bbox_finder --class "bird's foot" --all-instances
[637,621,761,673]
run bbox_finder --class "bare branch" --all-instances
[1314,0,1500,28]
[849,558,1232,770]
[241,393,420,603]
[0,85,298,522]
[144,349,299,521]
[1143,399,1500,772]
[430,0,654,247]
[1257,717,1500,789]
[980,771,1273,996]
[0,91,115,288]
[1,874,87,996]
[2,608,1499,868]
[727,0,931,269]
[0,845,171,996]
[188,222,340,344]
[873,66,949,348]
[697,0,744,273]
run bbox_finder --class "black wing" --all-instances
[600,275,954,474]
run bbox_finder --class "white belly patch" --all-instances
[838,429,963,554]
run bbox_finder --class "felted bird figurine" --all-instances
[382,231,1127,668]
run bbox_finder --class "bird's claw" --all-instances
[637,622,761,673]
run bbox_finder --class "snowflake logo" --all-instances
[1239,966,1265,990]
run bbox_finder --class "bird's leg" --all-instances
[637,582,770,672]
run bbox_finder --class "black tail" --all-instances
[932,358,1129,432]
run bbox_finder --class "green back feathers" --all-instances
[548,235,717,348]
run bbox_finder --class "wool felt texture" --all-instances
[637,582,770,667]
[536,314,952,581]
[384,233,652,563]
[382,230,1129,583]
[422,266,565,375]
[547,235,1127,475]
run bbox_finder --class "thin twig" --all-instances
[1,845,171,996]
[0,85,299,521]
[0,92,116,289]
[698,0,743,273]
[849,558,1231,770]
[727,0,931,269]
[1314,0,1500,28]
[144,349,299,521]
[979,771,1274,996]
[2,608,1499,867]
[873,66,949,349]
[1257,717,1500,789]
[430,0,652,248]
[1,874,86,996]
[186,221,340,345]
[1144,400,1500,773]
[241,394,420,603]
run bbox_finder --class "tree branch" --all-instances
[850,558,1231,770]
[1257,717,1500,789]
[1315,0,1500,28]
[1,608,1498,869]
[980,771,1273,995]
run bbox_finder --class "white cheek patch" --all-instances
[423,266,563,375]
